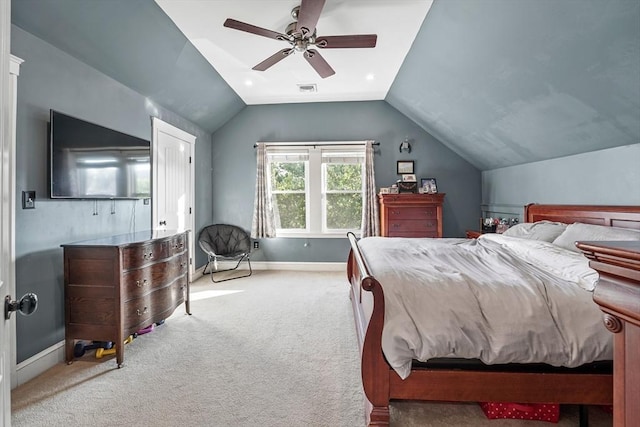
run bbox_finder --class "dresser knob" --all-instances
[143,252,153,260]
[136,279,148,288]
[136,307,148,316]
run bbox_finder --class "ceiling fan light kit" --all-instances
[223,0,377,79]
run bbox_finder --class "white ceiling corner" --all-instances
[155,0,433,105]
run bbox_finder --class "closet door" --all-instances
[151,117,195,276]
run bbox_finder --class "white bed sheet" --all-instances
[357,235,611,379]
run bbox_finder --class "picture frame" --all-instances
[397,160,414,174]
[421,178,438,193]
[402,174,417,182]
[380,187,390,194]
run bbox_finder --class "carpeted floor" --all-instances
[11,270,612,426]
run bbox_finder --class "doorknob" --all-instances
[4,293,38,319]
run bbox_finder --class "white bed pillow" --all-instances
[552,222,640,252]
[501,220,567,242]
[483,234,600,291]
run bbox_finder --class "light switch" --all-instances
[22,191,36,209]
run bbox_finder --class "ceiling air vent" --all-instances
[297,84,317,93]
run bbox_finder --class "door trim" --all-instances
[1,2,15,420]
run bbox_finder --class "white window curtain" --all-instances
[360,140,379,237]
[251,144,276,238]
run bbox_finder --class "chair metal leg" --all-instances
[209,255,252,283]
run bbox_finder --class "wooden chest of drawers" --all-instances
[379,193,445,237]
[63,230,190,367]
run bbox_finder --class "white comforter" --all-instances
[357,234,611,379]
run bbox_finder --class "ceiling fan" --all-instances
[223,0,377,78]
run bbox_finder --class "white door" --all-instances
[152,117,195,276]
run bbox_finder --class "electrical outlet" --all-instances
[253,241,259,249]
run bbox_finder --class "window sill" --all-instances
[275,232,361,239]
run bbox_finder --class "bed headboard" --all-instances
[525,204,640,230]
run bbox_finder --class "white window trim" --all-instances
[262,141,366,238]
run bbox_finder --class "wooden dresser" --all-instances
[378,193,445,237]
[62,230,190,367]
[577,241,640,427]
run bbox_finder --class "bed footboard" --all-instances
[347,233,392,426]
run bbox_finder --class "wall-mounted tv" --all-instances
[49,110,151,199]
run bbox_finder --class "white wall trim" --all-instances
[251,261,345,271]
[13,341,65,389]
[202,261,346,273]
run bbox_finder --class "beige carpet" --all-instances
[12,270,612,426]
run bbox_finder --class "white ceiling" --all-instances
[155,0,432,105]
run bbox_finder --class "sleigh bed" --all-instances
[346,204,640,426]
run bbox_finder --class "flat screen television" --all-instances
[49,110,151,199]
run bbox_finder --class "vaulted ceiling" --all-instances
[11,0,640,171]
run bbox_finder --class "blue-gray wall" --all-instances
[12,26,213,362]
[482,144,640,219]
[209,101,481,262]
[387,0,640,171]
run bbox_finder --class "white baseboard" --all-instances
[14,340,65,388]
[252,261,346,271]
[202,261,346,272]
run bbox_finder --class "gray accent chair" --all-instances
[198,224,252,282]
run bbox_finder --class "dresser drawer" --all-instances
[123,279,185,330]
[123,293,153,330]
[387,207,437,220]
[168,233,187,256]
[122,253,188,301]
[388,230,439,238]
[388,219,438,233]
[122,240,169,270]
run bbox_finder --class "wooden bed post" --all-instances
[360,277,390,426]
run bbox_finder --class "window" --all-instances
[267,144,365,237]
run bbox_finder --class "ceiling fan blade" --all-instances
[296,0,326,37]
[224,18,289,41]
[252,49,294,71]
[316,34,377,49]
[303,49,335,79]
